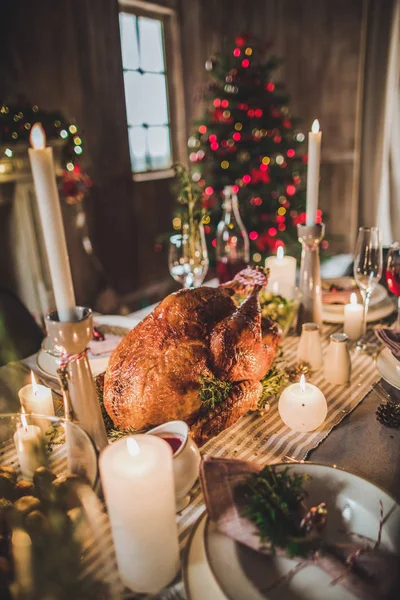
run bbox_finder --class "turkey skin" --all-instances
[103,267,281,445]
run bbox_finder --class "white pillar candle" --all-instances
[279,375,327,432]
[306,119,322,226]
[13,414,47,479]
[18,372,54,425]
[99,435,180,594]
[265,247,297,300]
[28,123,76,322]
[344,292,364,341]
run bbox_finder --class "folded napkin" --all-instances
[375,328,400,362]
[88,334,122,357]
[200,457,400,600]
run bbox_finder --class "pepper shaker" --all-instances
[296,323,323,370]
[324,333,351,385]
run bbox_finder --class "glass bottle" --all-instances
[216,186,249,283]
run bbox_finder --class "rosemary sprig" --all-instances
[107,427,140,442]
[240,466,312,557]
[258,366,288,410]
[199,375,233,410]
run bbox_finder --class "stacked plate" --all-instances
[184,463,400,600]
[36,314,139,385]
[322,277,394,324]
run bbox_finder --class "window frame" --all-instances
[119,0,186,182]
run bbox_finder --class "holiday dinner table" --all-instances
[0,301,400,600]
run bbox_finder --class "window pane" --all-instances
[128,127,147,172]
[119,13,139,70]
[124,71,169,126]
[148,126,171,170]
[124,71,144,126]
[139,17,165,73]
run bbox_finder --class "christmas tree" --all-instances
[188,34,315,263]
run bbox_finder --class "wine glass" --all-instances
[168,226,209,289]
[353,226,383,349]
[386,241,400,328]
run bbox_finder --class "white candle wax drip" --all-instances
[279,374,327,432]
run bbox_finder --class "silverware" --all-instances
[373,380,392,402]
[282,454,305,464]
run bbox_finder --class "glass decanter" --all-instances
[216,186,249,283]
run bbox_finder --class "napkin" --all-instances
[375,328,400,362]
[200,456,400,600]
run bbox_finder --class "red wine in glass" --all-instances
[386,241,400,327]
[217,258,248,284]
[386,267,400,295]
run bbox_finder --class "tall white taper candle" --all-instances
[28,123,76,322]
[306,119,322,226]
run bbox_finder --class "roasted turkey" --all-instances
[104,267,282,445]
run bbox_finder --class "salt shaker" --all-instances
[324,333,351,385]
[296,323,323,370]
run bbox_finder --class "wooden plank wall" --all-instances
[0,0,365,306]
[179,0,366,254]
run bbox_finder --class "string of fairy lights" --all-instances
[0,104,84,172]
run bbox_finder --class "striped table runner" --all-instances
[3,324,381,600]
[149,325,381,600]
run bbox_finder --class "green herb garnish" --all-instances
[240,466,312,557]
[107,427,140,442]
[199,375,233,410]
[258,366,288,409]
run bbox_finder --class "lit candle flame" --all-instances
[300,374,306,393]
[20,411,28,432]
[311,119,320,134]
[277,246,284,260]
[30,371,39,395]
[127,437,140,457]
[350,292,357,305]
[30,123,46,150]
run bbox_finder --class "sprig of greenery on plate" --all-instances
[239,465,315,557]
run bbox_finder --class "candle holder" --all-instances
[45,307,108,451]
[296,223,325,333]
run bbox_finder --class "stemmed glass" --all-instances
[386,241,400,328]
[353,226,383,350]
[169,225,209,289]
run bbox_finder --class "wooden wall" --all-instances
[179,0,366,253]
[0,0,366,308]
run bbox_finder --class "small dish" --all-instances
[147,420,201,512]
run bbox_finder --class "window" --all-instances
[119,2,185,179]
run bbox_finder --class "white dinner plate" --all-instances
[201,463,400,600]
[36,314,137,381]
[376,347,400,391]
[183,512,226,600]
[323,280,388,314]
[322,296,395,324]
